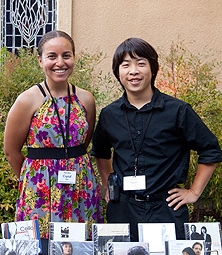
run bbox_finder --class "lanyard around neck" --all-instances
[44,80,71,159]
[124,106,153,176]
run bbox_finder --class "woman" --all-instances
[127,245,149,255]
[4,30,104,254]
[61,242,73,255]
[182,247,196,255]
[200,226,211,255]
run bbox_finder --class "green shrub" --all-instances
[156,42,222,215]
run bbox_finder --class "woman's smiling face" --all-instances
[38,37,74,85]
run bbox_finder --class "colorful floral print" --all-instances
[16,92,104,239]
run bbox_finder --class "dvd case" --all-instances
[138,223,176,253]
[92,223,130,255]
[49,240,93,255]
[1,220,42,253]
[0,239,39,255]
[165,240,206,255]
[184,222,222,255]
[49,222,87,241]
[107,241,149,255]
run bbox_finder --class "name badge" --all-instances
[123,175,146,191]
[58,170,76,184]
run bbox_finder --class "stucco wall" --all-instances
[58,0,222,86]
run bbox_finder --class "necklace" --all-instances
[44,80,71,159]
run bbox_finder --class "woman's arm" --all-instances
[4,86,43,178]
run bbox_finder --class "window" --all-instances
[1,0,57,53]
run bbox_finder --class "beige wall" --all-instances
[58,0,222,86]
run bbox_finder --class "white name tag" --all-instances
[123,175,146,191]
[58,170,76,184]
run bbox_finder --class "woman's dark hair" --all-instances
[182,247,196,255]
[201,226,207,233]
[38,30,75,56]
[61,242,73,254]
[112,37,159,89]
[8,252,17,255]
[127,245,149,255]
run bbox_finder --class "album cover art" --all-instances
[107,241,149,255]
[49,222,87,241]
[49,240,93,255]
[0,239,39,255]
[138,223,176,253]
[184,222,222,255]
[92,223,130,255]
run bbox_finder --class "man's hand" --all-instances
[105,188,110,203]
[166,187,199,210]
[167,163,216,210]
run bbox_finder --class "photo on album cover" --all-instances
[49,222,87,241]
[138,223,176,253]
[184,222,222,255]
[49,240,93,255]
[165,240,206,255]
[107,241,149,255]
[0,239,39,255]
[1,220,42,253]
[92,223,130,255]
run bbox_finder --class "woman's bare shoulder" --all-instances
[10,84,45,115]
[75,86,95,106]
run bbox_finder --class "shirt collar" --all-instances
[119,87,165,111]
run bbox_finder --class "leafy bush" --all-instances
[156,42,222,215]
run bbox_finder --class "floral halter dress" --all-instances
[16,84,104,239]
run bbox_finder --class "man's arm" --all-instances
[166,163,216,210]
[95,157,113,202]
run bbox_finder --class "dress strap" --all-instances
[36,83,47,97]
[72,84,76,94]
[37,83,75,96]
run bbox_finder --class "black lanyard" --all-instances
[124,106,153,176]
[44,80,71,159]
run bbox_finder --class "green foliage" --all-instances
[0,131,19,232]
[203,215,217,222]
[0,48,44,126]
[156,42,222,214]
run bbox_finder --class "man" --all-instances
[192,242,203,255]
[91,38,222,241]
[190,225,202,240]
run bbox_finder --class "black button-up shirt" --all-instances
[91,88,222,195]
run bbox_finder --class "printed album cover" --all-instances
[49,222,87,241]
[1,219,42,252]
[184,222,222,255]
[107,241,149,255]
[138,223,176,253]
[49,240,93,255]
[165,240,205,255]
[92,223,130,255]
[0,239,39,255]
